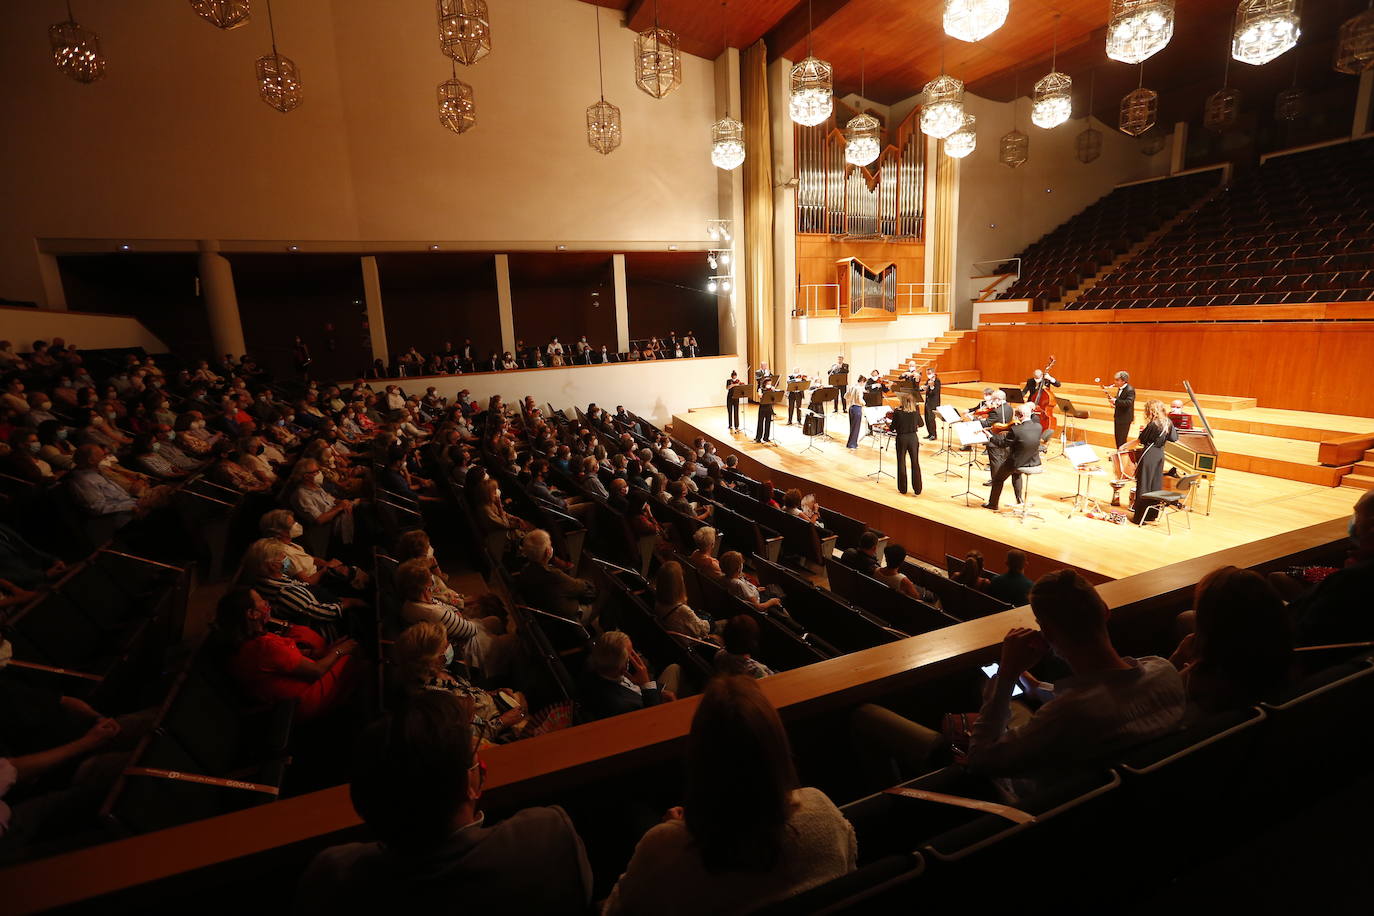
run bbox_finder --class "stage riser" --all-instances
[943,382,1257,413]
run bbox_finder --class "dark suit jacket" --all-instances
[923,377,942,408]
[989,420,1044,469]
[1024,376,1061,400]
[515,562,592,618]
[577,673,664,722]
[840,547,879,576]
[980,403,1014,428]
[1114,384,1136,422]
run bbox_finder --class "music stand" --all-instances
[808,387,837,441]
[949,421,989,506]
[866,422,894,480]
[828,373,849,412]
[1001,387,1025,406]
[862,389,885,408]
[727,384,750,431]
[932,404,962,462]
[1063,442,1109,517]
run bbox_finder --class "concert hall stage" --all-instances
[672,406,1362,583]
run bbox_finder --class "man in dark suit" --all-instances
[786,368,806,425]
[754,382,776,443]
[828,355,850,412]
[978,390,1014,485]
[840,531,881,575]
[577,631,671,722]
[1109,371,1136,448]
[985,404,1043,511]
[1023,367,1061,405]
[460,338,475,373]
[921,368,942,440]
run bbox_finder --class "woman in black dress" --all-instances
[1131,399,1179,524]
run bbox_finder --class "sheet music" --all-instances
[1065,443,1100,467]
[936,405,962,423]
[953,421,989,446]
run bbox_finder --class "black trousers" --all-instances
[896,433,922,495]
[987,459,1025,508]
[986,445,1010,480]
[923,403,938,438]
[787,392,803,424]
[755,406,774,442]
[1114,415,1132,448]
[727,398,741,429]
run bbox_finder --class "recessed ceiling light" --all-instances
[287,245,299,251]
[557,245,567,251]
[669,245,678,251]
[119,244,131,251]
[429,244,440,251]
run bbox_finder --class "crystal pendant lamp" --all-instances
[1233,0,1301,66]
[586,8,620,154]
[1106,0,1175,65]
[789,2,833,126]
[256,0,301,112]
[943,0,1009,43]
[944,113,977,159]
[50,1,106,83]
[1031,15,1072,130]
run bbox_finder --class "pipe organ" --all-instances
[795,105,925,239]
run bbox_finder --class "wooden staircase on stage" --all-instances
[884,329,978,383]
[938,379,1374,489]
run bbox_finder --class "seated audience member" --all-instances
[720,551,786,616]
[1169,566,1293,716]
[259,509,368,597]
[953,550,991,592]
[653,561,715,641]
[667,478,711,521]
[215,589,360,721]
[210,445,272,493]
[840,531,881,576]
[243,539,349,640]
[4,427,56,482]
[397,559,512,680]
[627,490,672,554]
[874,544,938,604]
[1287,490,1374,645]
[67,445,146,521]
[394,529,463,607]
[577,631,679,722]
[475,478,531,546]
[967,570,1186,799]
[174,410,219,456]
[603,676,856,915]
[606,476,630,513]
[689,526,722,578]
[515,529,594,622]
[35,420,75,472]
[390,622,529,743]
[713,616,775,679]
[237,435,278,486]
[296,691,592,915]
[986,550,1034,607]
[127,433,187,481]
[288,458,358,546]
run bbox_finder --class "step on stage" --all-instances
[673,405,1362,583]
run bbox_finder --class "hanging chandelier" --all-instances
[1106,0,1175,65]
[711,117,745,170]
[1076,69,1101,163]
[943,0,1009,43]
[1203,50,1241,133]
[587,7,621,154]
[191,1,251,30]
[845,51,881,167]
[1233,0,1301,66]
[921,74,965,139]
[635,0,681,98]
[1274,87,1303,121]
[438,0,491,65]
[709,3,744,170]
[790,2,833,126]
[438,62,475,134]
[50,2,106,83]
[256,0,301,112]
[1032,15,1072,130]
[1120,66,1157,137]
[1335,2,1374,74]
[944,113,977,159]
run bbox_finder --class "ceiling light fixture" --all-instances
[789,1,833,126]
[586,7,621,155]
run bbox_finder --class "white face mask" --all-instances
[99,454,116,467]
[426,545,435,558]
[311,472,324,485]
[443,644,455,666]
[290,522,304,538]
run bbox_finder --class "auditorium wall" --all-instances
[360,355,743,427]
[952,93,1171,326]
[0,305,168,354]
[0,1,719,305]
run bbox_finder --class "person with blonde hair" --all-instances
[394,529,464,607]
[689,526,722,578]
[396,558,513,679]
[1128,399,1180,525]
[390,622,528,742]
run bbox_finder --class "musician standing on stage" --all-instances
[864,370,889,397]
[893,392,923,496]
[920,368,941,441]
[985,404,1043,512]
[786,367,806,426]
[725,370,744,432]
[1024,366,1061,403]
[1108,371,1136,448]
[845,382,866,450]
[754,381,776,444]
[978,390,1013,487]
[1129,400,1179,525]
[899,360,920,383]
[829,354,850,413]
[755,363,771,396]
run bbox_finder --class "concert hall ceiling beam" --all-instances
[763,0,855,64]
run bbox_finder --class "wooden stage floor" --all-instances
[672,405,1362,583]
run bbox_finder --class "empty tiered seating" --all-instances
[996,172,1219,307]
[1070,138,1374,309]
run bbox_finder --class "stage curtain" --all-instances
[931,144,958,314]
[742,39,774,375]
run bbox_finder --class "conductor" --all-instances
[892,392,923,495]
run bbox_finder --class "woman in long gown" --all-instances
[1131,399,1179,525]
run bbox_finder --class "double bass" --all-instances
[1029,356,1057,434]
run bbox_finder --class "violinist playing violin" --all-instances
[921,367,941,441]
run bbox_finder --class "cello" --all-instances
[1030,355,1057,434]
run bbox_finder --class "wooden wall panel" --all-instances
[796,236,924,289]
[977,321,1374,417]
